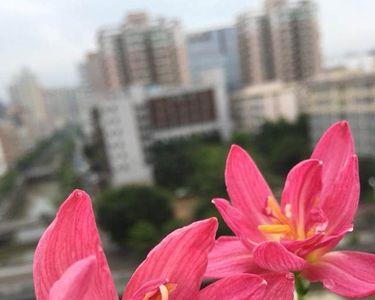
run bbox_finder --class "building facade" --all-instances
[187,26,241,91]
[270,0,321,82]
[97,91,153,187]
[79,52,110,95]
[232,81,300,132]
[305,70,375,157]
[97,27,124,92]
[237,12,273,85]
[236,0,321,85]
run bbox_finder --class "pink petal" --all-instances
[261,272,295,300]
[253,241,306,272]
[205,236,262,279]
[281,159,322,236]
[213,198,264,248]
[305,226,353,262]
[122,218,218,300]
[283,227,351,260]
[198,274,266,300]
[311,121,355,190]
[321,155,359,235]
[225,145,272,225]
[48,256,96,300]
[303,251,375,298]
[33,190,117,300]
[282,233,325,257]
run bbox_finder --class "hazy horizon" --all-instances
[1,0,375,101]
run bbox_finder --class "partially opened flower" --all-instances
[34,190,267,300]
[206,121,375,299]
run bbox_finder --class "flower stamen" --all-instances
[260,196,297,239]
[266,196,290,225]
[159,285,169,300]
[143,283,176,300]
[258,224,291,234]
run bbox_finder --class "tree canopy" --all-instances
[96,185,174,253]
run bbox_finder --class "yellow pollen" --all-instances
[258,224,291,234]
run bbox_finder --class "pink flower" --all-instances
[34,190,267,300]
[206,121,375,299]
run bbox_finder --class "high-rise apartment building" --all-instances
[270,0,321,82]
[237,0,321,86]
[120,12,189,86]
[97,27,124,92]
[79,52,109,95]
[81,12,189,94]
[237,12,275,85]
[187,26,241,91]
[305,69,375,157]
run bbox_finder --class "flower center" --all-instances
[258,196,297,240]
[143,283,176,300]
[258,196,327,241]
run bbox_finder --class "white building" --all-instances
[97,90,153,186]
[232,81,300,132]
[305,69,375,157]
[93,73,232,186]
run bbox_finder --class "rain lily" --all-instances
[206,121,375,299]
[34,189,267,300]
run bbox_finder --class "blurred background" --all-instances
[0,0,374,299]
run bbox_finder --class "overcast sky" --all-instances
[1,0,375,100]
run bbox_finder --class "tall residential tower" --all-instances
[237,0,321,85]
[81,12,189,94]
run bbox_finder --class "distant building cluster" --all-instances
[76,0,375,187]
[1,69,80,175]
[4,0,375,184]
[76,1,321,187]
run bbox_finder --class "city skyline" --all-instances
[1,0,375,100]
